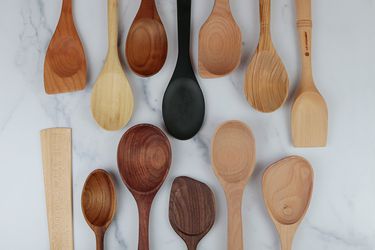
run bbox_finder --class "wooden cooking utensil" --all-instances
[162,0,205,140]
[262,156,314,250]
[126,0,168,76]
[82,169,116,250]
[44,0,87,94]
[244,0,289,112]
[198,0,242,78]
[211,121,256,250]
[91,0,134,131]
[291,0,328,147]
[117,124,172,250]
[40,128,73,250]
[169,176,215,250]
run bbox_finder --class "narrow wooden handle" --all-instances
[61,0,72,12]
[296,0,311,21]
[279,226,296,250]
[95,231,104,250]
[108,0,118,55]
[137,0,157,18]
[137,196,153,250]
[214,0,230,10]
[259,0,271,26]
[226,188,244,250]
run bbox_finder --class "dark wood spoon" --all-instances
[169,176,215,250]
[117,124,172,250]
[162,0,205,140]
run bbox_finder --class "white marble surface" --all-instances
[1,0,375,249]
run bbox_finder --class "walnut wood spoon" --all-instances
[244,0,289,112]
[126,0,167,77]
[44,0,86,94]
[169,176,215,250]
[211,121,256,250]
[81,169,116,250]
[262,156,314,250]
[117,124,172,250]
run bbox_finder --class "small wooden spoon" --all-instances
[211,121,256,250]
[291,0,328,147]
[262,156,314,250]
[169,176,215,250]
[198,0,242,78]
[117,124,172,250]
[81,169,116,250]
[44,0,87,94]
[126,0,168,77]
[91,0,134,131]
[244,0,289,112]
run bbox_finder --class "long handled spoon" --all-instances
[291,0,328,147]
[211,121,256,250]
[91,0,134,131]
[117,124,172,250]
[244,0,289,112]
[82,169,116,250]
[169,176,215,250]
[44,0,86,94]
[262,156,314,250]
[126,0,168,76]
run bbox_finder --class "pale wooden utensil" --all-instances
[40,128,73,250]
[291,0,328,147]
[91,0,134,131]
[262,156,313,250]
[211,121,256,250]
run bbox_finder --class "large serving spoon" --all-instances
[81,169,116,250]
[91,0,134,131]
[198,0,241,78]
[291,0,328,147]
[117,124,172,250]
[162,0,205,140]
[211,121,256,250]
[244,0,289,112]
[44,0,86,94]
[262,156,314,250]
[169,176,215,250]
[126,0,168,77]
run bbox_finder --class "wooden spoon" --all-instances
[117,124,172,250]
[262,156,314,250]
[126,0,168,77]
[162,0,205,140]
[244,0,289,113]
[81,169,116,250]
[91,0,134,131]
[291,0,328,147]
[198,0,242,78]
[44,0,86,94]
[169,176,215,250]
[211,121,256,250]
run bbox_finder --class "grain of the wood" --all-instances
[40,128,73,250]
[44,0,87,94]
[291,0,328,147]
[91,0,134,131]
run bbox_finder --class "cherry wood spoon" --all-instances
[81,169,116,250]
[44,0,87,94]
[211,121,256,250]
[117,124,172,250]
[198,0,242,78]
[262,156,314,250]
[169,176,215,250]
[126,0,168,76]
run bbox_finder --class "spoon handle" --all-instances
[226,188,244,250]
[61,0,72,13]
[258,0,272,49]
[108,0,119,56]
[95,231,104,250]
[176,0,192,68]
[137,0,157,18]
[137,196,153,250]
[279,226,296,250]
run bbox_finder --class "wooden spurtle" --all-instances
[117,124,172,250]
[126,0,168,76]
[291,0,328,147]
[169,176,215,250]
[82,169,116,250]
[40,128,73,250]
[198,0,241,78]
[211,121,256,250]
[244,0,289,112]
[91,0,134,131]
[162,0,205,140]
[44,0,87,94]
[262,156,314,250]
